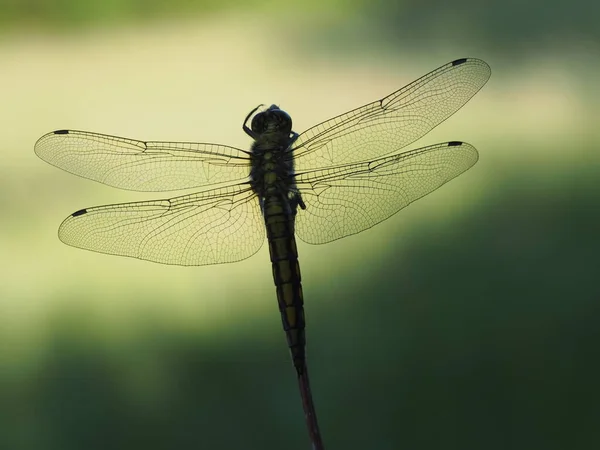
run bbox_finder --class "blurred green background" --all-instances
[1,0,599,449]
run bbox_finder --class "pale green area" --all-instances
[0,1,599,449]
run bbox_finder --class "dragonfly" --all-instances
[35,57,491,450]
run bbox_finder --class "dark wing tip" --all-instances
[448,141,463,146]
[54,129,70,135]
[451,58,492,76]
[451,58,468,66]
[71,208,88,217]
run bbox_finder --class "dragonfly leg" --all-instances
[243,104,264,139]
[288,189,306,211]
[289,131,300,146]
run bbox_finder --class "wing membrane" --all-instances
[294,141,478,244]
[58,183,264,265]
[35,130,251,192]
[292,58,490,171]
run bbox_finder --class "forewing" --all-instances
[58,184,264,265]
[292,58,490,171]
[35,130,251,191]
[294,141,478,244]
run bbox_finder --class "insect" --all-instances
[35,57,491,449]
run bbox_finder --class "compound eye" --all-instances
[251,113,266,133]
[275,110,292,134]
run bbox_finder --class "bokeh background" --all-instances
[1,0,599,449]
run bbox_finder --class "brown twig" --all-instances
[297,363,325,450]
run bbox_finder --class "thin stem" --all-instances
[297,363,325,450]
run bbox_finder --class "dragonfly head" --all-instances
[251,104,293,135]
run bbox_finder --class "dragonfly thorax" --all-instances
[248,105,300,216]
[249,136,296,193]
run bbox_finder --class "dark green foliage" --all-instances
[2,154,598,449]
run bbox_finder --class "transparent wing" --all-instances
[35,130,251,192]
[294,141,478,244]
[292,58,490,171]
[58,183,264,265]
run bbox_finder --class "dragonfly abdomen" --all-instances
[263,193,306,373]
